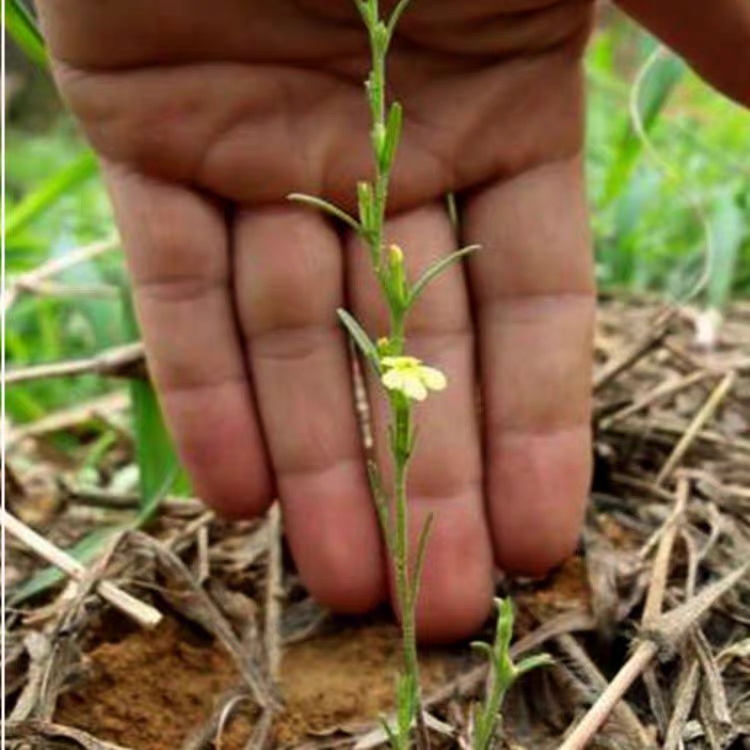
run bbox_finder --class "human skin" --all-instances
[37,0,750,642]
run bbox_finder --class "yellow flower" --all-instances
[380,356,447,402]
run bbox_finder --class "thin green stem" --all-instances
[355,2,427,747]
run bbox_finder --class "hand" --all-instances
[38,0,750,641]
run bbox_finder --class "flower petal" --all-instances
[419,366,447,391]
[403,376,428,401]
[382,369,405,392]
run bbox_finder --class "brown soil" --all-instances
[514,555,592,621]
[56,615,448,750]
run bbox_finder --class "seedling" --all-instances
[471,599,553,750]
[291,1,476,747]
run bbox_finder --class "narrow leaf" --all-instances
[515,653,555,677]
[408,245,479,307]
[357,181,375,235]
[379,101,403,172]
[9,525,124,604]
[287,193,361,233]
[706,191,744,310]
[409,513,434,610]
[367,460,392,539]
[6,150,98,240]
[5,0,48,68]
[386,0,414,40]
[337,308,379,367]
[602,48,685,205]
[470,641,494,659]
[495,597,515,657]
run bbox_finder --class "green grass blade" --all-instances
[5,150,98,240]
[120,285,190,507]
[8,525,124,604]
[602,47,685,206]
[5,0,48,68]
[706,191,744,310]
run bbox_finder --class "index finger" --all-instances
[103,165,273,517]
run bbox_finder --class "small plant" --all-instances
[471,599,553,750]
[291,0,475,747]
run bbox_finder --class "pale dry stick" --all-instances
[554,634,651,746]
[600,370,715,429]
[59,481,207,516]
[663,657,701,750]
[642,477,690,625]
[561,646,657,750]
[5,341,145,385]
[610,418,750,456]
[214,693,253,750]
[690,629,734,743]
[14,279,119,301]
[196,524,210,585]
[682,468,750,501]
[640,477,690,740]
[558,563,750,750]
[655,370,738,486]
[242,707,274,750]
[680,528,699,600]
[180,689,248,750]
[2,509,162,628]
[611,474,676,504]
[6,719,134,750]
[593,306,677,392]
[264,503,284,681]
[4,235,120,313]
[6,391,129,446]
[635,487,682,564]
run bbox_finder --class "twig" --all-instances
[663,655,701,750]
[554,633,651,746]
[2,509,162,629]
[264,503,284,682]
[58,480,207,516]
[655,371,737,485]
[640,477,690,739]
[6,719,135,750]
[180,689,254,750]
[609,418,750,456]
[5,342,145,385]
[611,474,677,504]
[593,307,676,392]
[196,525,210,585]
[6,392,129,446]
[13,279,119,301]
[642,477,690,624]
[600,369,715,428]
[242,707,274,750]
[4,236,120,313]
[559,563,749,750]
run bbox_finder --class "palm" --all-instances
[46,0,590,206]
[40,0,597,641]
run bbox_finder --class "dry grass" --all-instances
[5,295,750,750]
